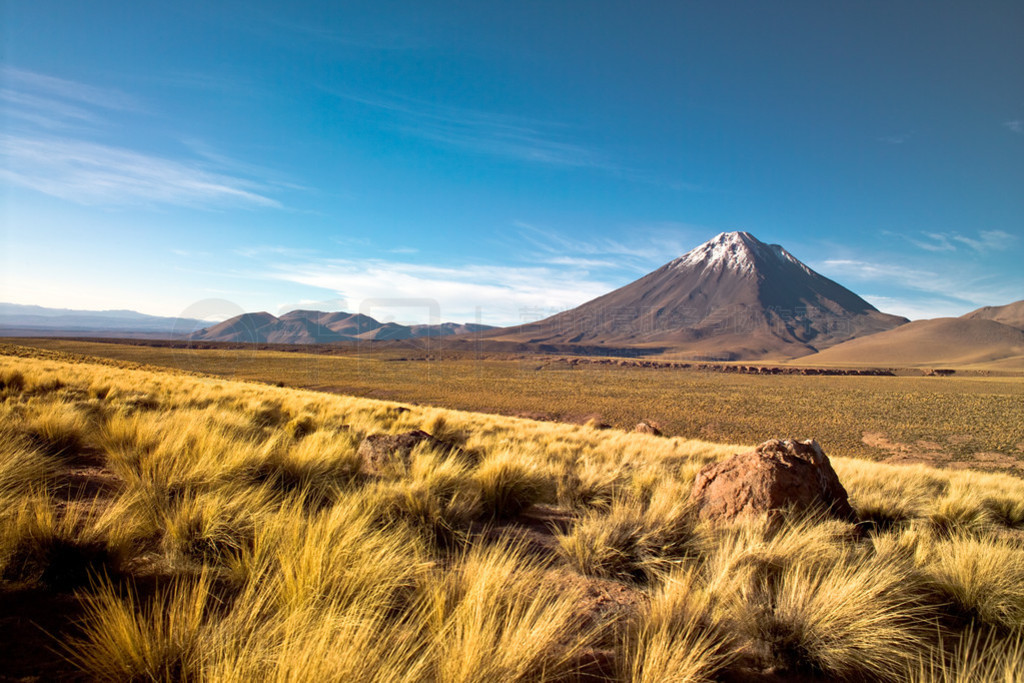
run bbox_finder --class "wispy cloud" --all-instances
[238,249,622,326]
[333,91,610,169]
[0,135,281,208]
[906,232,956,252]
[1,67,288,209]
[896,229,1015,254]
[1005,120,1023,134]
[1,65,140,112]
[949,230,1015,252]
[818,257,1020,316]
[512,220,699,273]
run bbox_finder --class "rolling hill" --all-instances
[797,317,1024,369]
[960,299,1024,331]
[798,301,1024,369]
[191,309,494,344]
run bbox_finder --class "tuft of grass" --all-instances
[472,448,549,519]
[0,427,58,498]
[920,533,1024,630]
[555,458,622,512]
[420,540,603,682]
[557,489,698,583]
[927,491,991,536]
[67,571,215,681]
[248,400,289,429]
[284,413,317,439]
[375,449,483,549]
[728,552,929,680]
[908,628,1024,683]
[982,496,1024,529]
[24,405,92,461]
[87,383,111,400]
[0,498,122,591]
[621,566,735,683]
[0,367,25,393]
[161,491,261,570]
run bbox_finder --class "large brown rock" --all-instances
[634,420,663,436]
[357,430,450,475]
[690,439,856,523]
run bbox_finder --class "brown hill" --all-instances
[796,317,1024,369]
[487,231,907,360]
[192,310,493,344]
[960,300,1024,331]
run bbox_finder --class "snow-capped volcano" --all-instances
[490,231,907,360]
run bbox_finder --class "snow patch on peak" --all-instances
[670,231,817,278]
[672,231,767,275]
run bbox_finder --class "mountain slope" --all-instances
[961,300,1024,331]
[488,231,907,360]
[797,316,1024,369]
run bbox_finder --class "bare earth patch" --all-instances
[863,431,1023,472]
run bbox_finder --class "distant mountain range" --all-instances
[0,303,206,336]
[485,231,908,360]
[190,310,495,344]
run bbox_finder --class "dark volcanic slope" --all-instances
[489,231,907,360]
[192,310,493,344]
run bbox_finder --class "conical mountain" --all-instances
[492,231,907,360]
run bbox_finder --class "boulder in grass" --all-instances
[357,430,451,475]
[690,439,857,523]
[634,420,663,436]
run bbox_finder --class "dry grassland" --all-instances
[1,347,1023,681]
[7,339,1024,469]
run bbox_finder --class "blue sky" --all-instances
[1,1,1022,326]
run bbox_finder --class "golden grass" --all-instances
[1,350,1023,681]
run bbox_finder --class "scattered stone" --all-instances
[634,420,663,436]
[584,417,612,430]
[690,438,857,523]
[357,430,449,475]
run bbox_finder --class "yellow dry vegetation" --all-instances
[7,338,1024,467]
[1,350,1022,682]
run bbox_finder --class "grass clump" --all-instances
[67,571,215,681]
[0,367,25,393]
[920,533,1024,630]
[420,540,603,682]
[473,448,549,519]
[732,554,928,680]
[621,567,734,683]
[23,405,92,461]
[0,498,121,591]
[557,485,698,584]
